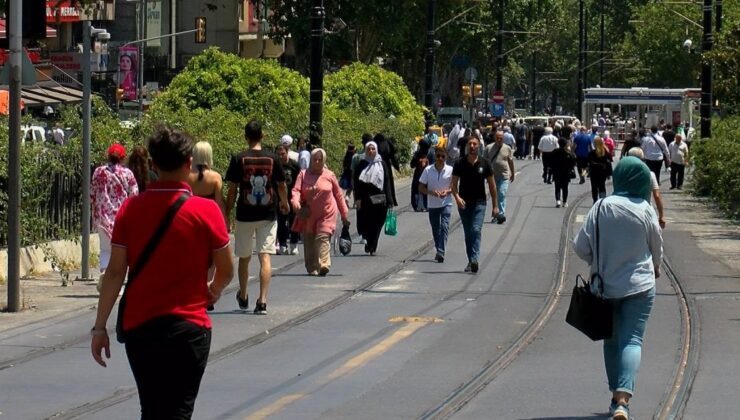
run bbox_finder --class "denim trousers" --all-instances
[428,205,451,256]
[495,178,509,216]
[458,201,486,263]
[603,287,655,395]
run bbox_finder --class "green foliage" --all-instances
[705,23,740,115]
[691,116,740,218]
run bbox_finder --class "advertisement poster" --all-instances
[118,46,138,101]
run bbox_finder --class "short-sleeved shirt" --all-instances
[485,143,513,181]
[419,164,453,208]
[453,157,493,204]
[225,149,286,222]
[573,133,593,158]
[112,181,230,331]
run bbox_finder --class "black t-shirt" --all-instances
[225,149,286,222]
[531,125,545,143]
[453,157,493,204]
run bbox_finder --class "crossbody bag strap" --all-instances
[117,193,188,337]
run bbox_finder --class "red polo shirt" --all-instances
[111,181,230,331]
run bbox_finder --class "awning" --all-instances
[0,83,83,108]
[0,19,57,39]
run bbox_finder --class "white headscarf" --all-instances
[309,148,326,174]
[359,141,385,190]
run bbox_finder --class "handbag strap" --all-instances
[593,198,604,294]
[127,193,189,285]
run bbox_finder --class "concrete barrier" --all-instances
[0,234,100,282]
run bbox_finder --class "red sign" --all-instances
[0,49,42,66]
[46,1,81,23]
[493,90,504,104]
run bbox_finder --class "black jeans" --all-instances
[277,210,299,247]
[670,162,685,188]
[125,316,211,420]
[554,179,570,203]
[541,152,553,182]
[590,174,607,203]
[646,159,664,184]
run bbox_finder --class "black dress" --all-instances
[353,159,393,254]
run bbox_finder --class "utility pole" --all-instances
[309,0,325,147]
[700,0,713,138]
[424,0,436,111]
[577,0,584,115]
[495,0,504,93]
[7,0,22,312]
[138,0,146,118]
[599,1,605,115]
[531,51,536,115]
[716,0,722,33]
[81,21,92,281]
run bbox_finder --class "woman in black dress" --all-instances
[353,141,393,255]
[549,137,577,208]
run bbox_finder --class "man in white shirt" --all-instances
[280,134,300,162]
[538,126,559,184]
[640,126,670,183]
[419,147,454,263]
[628,148,666,229]
[668,134,689,190]
[52,124,65,146]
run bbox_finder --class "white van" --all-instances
[20,125,47,145]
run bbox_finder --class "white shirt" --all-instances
[298,150,310,170]
[538,134,559,153]
[668,141,689,165]
[641,133,669,162]
[288,150,299,162]
[52,128,64,145]
[419,163,453,209]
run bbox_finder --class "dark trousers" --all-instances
[358,202,386,253]
[590,174,607,203]
[576,157,589,181]
[670,162,685,188]
[541,152,553,182]
[277,211,299,247]
[646,159,663,184]
[554,178,570,203]
[125,317,211,420]
[532,139,541,159]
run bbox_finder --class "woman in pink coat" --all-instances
[291,148,350,276]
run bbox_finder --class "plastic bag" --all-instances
[339,225,352,256]
[384,208,397,236]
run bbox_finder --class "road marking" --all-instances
[244,316,438,419]
[576,215,585,223]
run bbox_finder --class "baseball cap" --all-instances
[280,134,293,146]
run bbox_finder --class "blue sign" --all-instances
[491,103,505,117]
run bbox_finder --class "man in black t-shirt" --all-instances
[451,136,499,274]
[225,120,289,315]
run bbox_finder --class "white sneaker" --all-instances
[563,202,568,208]
[289,244,299,255]
[556,200,562,208]
[278,246,288,255]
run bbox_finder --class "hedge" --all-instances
[691,116,740,218]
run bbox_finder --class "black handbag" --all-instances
[565,199,613,341]
[116,193,189,343]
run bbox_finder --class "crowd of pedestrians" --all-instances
[87,112,689,419]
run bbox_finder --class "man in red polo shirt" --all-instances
[91,127,233,419]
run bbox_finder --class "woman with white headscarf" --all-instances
[353,141,393,256]
[291,148,350,276]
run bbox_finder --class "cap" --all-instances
[280,134,293,146]
[107,143,126,159]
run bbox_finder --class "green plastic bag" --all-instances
[384,208,397,236]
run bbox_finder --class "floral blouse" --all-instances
[91,163,138,238]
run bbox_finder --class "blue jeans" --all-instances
[495,178,509,217]
[603,287,655,395]
[428,205,451,256]
[458,201,486,263]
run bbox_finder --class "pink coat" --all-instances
[291,169,349,235]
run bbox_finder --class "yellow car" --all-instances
[415,125,448,149]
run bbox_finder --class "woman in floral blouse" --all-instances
[91,144,138,283]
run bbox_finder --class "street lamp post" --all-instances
[424,0,436,111]
[309,0,325,147]
[494,0,504,93]
[700,0,713,138]
[7,0,22,312]
[82,21,92,281]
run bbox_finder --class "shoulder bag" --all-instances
[565,199,613,341]
[116,193,189,343]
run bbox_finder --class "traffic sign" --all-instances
[464,66,478,82]
[491,103,505,117]
[493,90,504,104]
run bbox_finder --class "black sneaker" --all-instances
[207,304,215,311]
[236,291,248,310]
[471,262,479,273]
[464,263,472,272]
[254,300,267,315]
[497,215,506,225]
[435,254,444,263]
